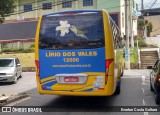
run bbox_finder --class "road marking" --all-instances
[144,112,149,115]
[143,99,145,105]
[142,75,145,81]
[142,76,149,115]
[142,88,145,93]
[6,96,31,106]
[142,75,146,85]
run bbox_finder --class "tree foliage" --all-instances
[146,22,153,37]
[0,0,15,23]
[138,19,153,38]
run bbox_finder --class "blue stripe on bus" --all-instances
[45,10,100,16]
[41,78,56,84]
[43,80,57,87]
[82,88,93,92]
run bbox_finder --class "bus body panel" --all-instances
[35,9,123,96]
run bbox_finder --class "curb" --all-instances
[0,93,29,106]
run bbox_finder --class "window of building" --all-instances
[83,0,93,6]
[62,1,72,8]
[43,2,52,10]
[42,2,52,10]
[132,0,135,8]
[24,3,32,12]
[136,4,138,11]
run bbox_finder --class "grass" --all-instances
[116,48,138,64]
[0,48,138,68]
[0,53,35,67]
[116,49,124,64]
[130,48,138,64]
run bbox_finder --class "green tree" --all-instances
[138,19,153,38]
[0,0,15,23]
[138,19,145,38]
[146,22,153,37]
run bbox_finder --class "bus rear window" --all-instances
[39,12,104,50]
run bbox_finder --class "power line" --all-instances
[9,0,156,17]
[13,0,69,13]
[144,0,155,9]
[14,0,48,7]
[149,0,158,9]
[9,0,77,16]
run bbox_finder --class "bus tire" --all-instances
[114,82,121,95]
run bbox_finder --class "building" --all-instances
[143,8,160,36]
[0,21,37,51]
[97,0,138,38]
[1,0,138,50]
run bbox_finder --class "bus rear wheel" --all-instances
[114,82,121,95]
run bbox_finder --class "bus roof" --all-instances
[44,10,101,16]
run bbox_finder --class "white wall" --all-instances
[145,37,160,47]
[132,19,137,36]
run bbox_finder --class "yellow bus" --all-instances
[35,9,124,96]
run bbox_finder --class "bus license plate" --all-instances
[64,77,79,82]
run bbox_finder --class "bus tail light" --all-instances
[105,59,114,82]
[35,60,41,83]
[35,60,40,75]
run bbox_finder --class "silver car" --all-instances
[0,58,22,84]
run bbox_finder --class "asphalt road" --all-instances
[0,72,36,95]
[1,70,160,115]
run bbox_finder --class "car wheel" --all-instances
[150,79,154,92]
[19,74,22,78]
[13,75,18,84]
[155,94,160,105]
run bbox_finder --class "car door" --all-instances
[152,60,159,89]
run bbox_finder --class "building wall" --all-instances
[132,19,137,37]
[0,42,34,50]
[97,0,120,12]
[6,0,97,20]
[144,15,160,36]
[5,0,138,36]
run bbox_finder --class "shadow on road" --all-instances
[42,95,119,112]
[0,77,22,86]
[0,82,13,86]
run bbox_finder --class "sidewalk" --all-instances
[124,69,151,77]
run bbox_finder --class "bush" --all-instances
[29,44,35,48]
[138,39,147,48]
[2,48,13,52]
[2,48,34,53]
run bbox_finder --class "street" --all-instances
[0,70,159,114]
[0,72,36,95]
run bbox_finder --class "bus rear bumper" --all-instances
[37,88,114,96]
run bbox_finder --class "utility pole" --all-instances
[129,0,134,47]
[141,0,144,16]
[125,0,130,69]
[141,0,146,38]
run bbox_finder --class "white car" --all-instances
[0,58,22,84]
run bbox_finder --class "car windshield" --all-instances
[0,59,14,67]
[39,12,104,50]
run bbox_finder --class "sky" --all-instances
[138,0,160,10]
[137,0,160,15]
